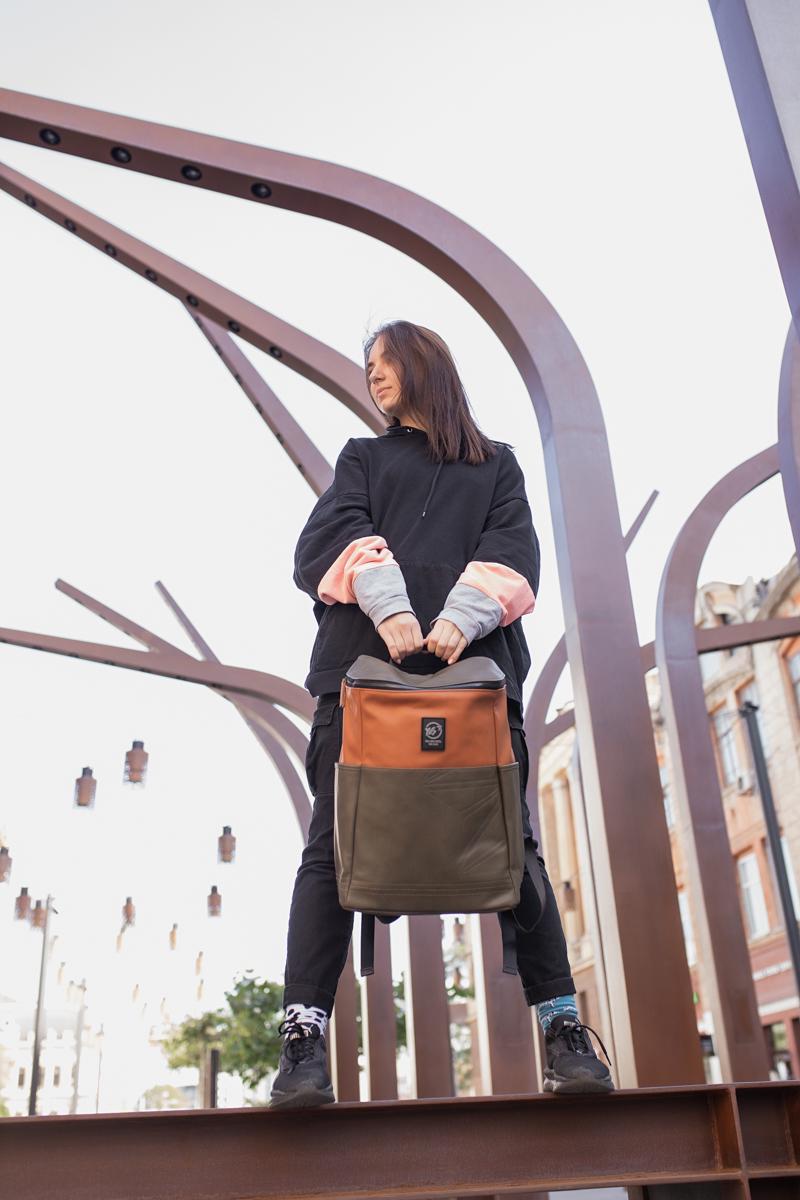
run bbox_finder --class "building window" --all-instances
[17,1066,25,1089]
[660,762,675,828]
[738,852,770,939]
[53,1065,61,1087]
[738,679,770,759]
[788,650,800,718]
[712,707,741,787]
[677,890,697,966]
[765,1021,794,1079]
[765,836,800,922]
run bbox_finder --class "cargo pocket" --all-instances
[334,761,524,914]
[306,698,340,797]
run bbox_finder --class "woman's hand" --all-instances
[424,617,468,666]
[376,611,427,664]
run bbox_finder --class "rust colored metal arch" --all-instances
[779,323,800,561]
[655,443,780,1081]
[0,87,703,1084]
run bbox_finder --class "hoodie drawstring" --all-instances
[421,462,443,518]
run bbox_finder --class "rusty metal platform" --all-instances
[2,1082,799,1198]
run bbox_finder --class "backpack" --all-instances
[334,654,547,978]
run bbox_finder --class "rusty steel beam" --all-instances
[186,308,338,497]
[361,920,398,1101]
[525,489,659,831]
[0,87,704,1085]
[656,446,781,1082]
[472,912,538,1097]
[5,1083,800,1198]
[779,323,800,562]
[710,2,800,339]
[538,616,800,753]
[405,915,454,1098]
[0,617,313,714]
[0,156,380,435]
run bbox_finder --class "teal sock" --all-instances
[536,994,579,1032]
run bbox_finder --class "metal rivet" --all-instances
[23,194,36,207]
[181,165,202,181]
[145,269,158,282]
[186,294,199,307]
[65,218,76,232]
[251,182,272,199]
[104,244,117,257]
[111,146,132,163]
[228,320,241,333]
[39,128,61,146]
[269,346,283,359]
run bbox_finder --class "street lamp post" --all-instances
[739,700,800,997]
[69,978,88,1115]
[28,893,57,1116]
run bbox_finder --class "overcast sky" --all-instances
[0,0,794,1108]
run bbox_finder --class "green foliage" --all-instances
[140,1083,189,1110]
[221,975,286,1090]
[0,1097,9,1117]
[162,971,286,1092]
[162,1008,227,1071]
[393,977,406,1048]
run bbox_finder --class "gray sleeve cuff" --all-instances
[353,563,415,629]
[433,582,504,643]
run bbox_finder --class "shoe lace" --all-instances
[278,1018,321,1064]
[558,1019,613,1068]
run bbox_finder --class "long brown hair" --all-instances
[362,320,503,465]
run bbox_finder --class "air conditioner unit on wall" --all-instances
[736,770,753,793]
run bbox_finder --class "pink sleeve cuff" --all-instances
[318,535,398,604]
[457,561,536,624]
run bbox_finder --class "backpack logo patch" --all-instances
[421,717,445,751]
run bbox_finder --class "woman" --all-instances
[269,320,613,1107]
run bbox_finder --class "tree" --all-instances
[162,972,285,1094]
[140,1084,188,1110]
[220,974,285,1090]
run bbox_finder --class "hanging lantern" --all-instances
[57,962,66,986]
[207,885,221,917]
[116,932,124,953]
[169,923,178,951]
[0,846,11,882]
[218,826,236,863]
[160,996,168,1018]
[31,899,46,929]
[123,740,148,785]
[196,978,204,1001]
[74,767,96,808]
[132,983,140,1002]
[14,886,31,921]
[195,950,204,976]
[122,897,135,928]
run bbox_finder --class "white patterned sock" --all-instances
[284,1003,329,1040]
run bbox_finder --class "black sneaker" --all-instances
[543,1014,615,1095]
[269,1019,336,1110]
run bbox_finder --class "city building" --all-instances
[538,554,800,1080]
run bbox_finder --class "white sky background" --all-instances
[0,0,794,1107]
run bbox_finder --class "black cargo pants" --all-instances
[282,692,576,1015]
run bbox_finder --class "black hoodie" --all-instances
[292,424,540,711]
